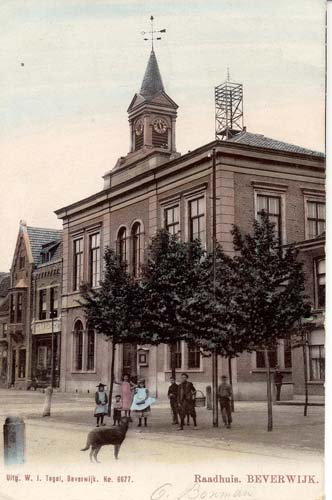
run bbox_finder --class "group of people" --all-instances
[94,372,234,430]
[168,373,233,430]
[94,375,156,428]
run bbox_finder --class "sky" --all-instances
[0,0,326,270]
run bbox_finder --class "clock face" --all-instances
[153,118,167,134]
[135,119,144,136]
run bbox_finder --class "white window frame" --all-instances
[163,341,204,373]
[253,187,287,245]
[71,319,97,374]
[251,339,292,372]
[303,194,325,240]
[184,190,207,248]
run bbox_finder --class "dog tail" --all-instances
[81,444,89,451]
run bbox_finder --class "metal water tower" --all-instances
[215,71,244,140]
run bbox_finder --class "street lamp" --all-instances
[211,147,218,427]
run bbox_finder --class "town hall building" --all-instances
[54,47,325,401]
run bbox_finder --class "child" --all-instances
[94,383,108,427]
[114,374,136,418]
[113,395,122,426]
[131,379,156,427]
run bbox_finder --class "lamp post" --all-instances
[211,147,219,427]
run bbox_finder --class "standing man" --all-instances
[218,375,233,429]
[274,367,283,402]
[177,373,198,430]
[168,376,179,425]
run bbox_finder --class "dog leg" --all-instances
[114,444,120,460]
[89,447,94,463]
[94,446,102,463]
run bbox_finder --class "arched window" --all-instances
[117,227,127,266]
[132,222,143,277]
[73,320,83,371]
[87,326,95,371]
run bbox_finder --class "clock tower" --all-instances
[127,48,179,159]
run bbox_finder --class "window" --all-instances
[307,201,325,239]
[89,233,101,288]
[18,349,26,379]
[17,294,23,323]
[257,194,281,241]
[256,349,278,369]
[309,345,325,381]
[73,238,83,291]
[39,289,47,320]
[284,338,292,369]
[50,287,58,318]
[37,346,48,369]
[117,227,127,267]
[188,344,201,369]
[165,205,180,235]
[19,256,25,269]
[316,259,325,309]
[87,327,95,371]
[132,222,144,278]
[10,295,15,323]
[189,197,205,242]
[73,320,83,371]
[170,341,182,370]
[2,323,8,338]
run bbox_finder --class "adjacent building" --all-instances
[0,273,10,387]
[54,48,325,400]
[7,221,61,389]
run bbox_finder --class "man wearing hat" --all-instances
[218,375,233,428]
[94,383,108,427]
[177,373,198,430]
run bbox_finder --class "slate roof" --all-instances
[0,274,10,298]
[227,131,324,157]
[139,50,165,99]
[26,227,62,265]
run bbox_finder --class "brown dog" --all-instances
[81,416,129,462]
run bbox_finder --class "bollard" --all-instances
[42,386,53,417]
[206,385,212,410]
[3,416,25,465]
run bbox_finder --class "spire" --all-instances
[139,49,165,99]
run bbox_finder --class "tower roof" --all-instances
[139,50,165,99]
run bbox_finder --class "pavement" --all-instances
[0,389,325,500]
[0,388,324,455]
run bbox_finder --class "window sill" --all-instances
[165,368,203,374]
[308,380,324,385]
[251,369,292,374]
[71,370,97,374]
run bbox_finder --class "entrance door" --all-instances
[11,350,16,385]
[122,343,137,382]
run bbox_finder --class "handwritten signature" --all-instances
[150,482,253,500]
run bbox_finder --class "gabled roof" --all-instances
[228,131,324,158]
[140,49,164,99]
[26,227,62,266]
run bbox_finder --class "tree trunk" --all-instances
[170,343,176,380]
[303,335,309,417]
[42,386,53,417]
[212,349,219,427]
[264,349,273,431]
[107,342,116,417]
[228,357,235,412]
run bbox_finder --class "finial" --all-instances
[227,66,230,82]
[141,15,166,51]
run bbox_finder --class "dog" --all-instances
[81,416,129,462]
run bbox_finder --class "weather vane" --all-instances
[141,15,166,50]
